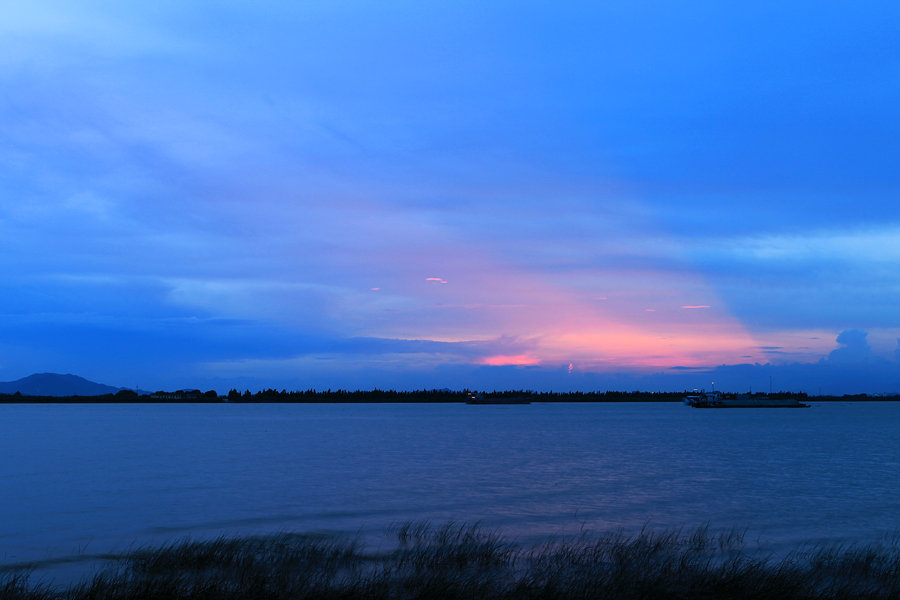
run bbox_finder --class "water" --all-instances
[3,401,900,580]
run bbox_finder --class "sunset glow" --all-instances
[1,2,898,393]
[480,355,542,367]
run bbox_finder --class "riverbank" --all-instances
[5,523,900,599]
[2,390,891,403]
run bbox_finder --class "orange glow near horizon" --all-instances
[480,354,542,366]
[365,229,773,372]
[547,327,761,368]
[375,267,768,370]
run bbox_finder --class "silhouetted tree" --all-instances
[115,389,139,401]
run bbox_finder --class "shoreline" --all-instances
[1,392,894,404]
[5,523,900,599]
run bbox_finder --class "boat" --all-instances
[465,392,532,405]
[683,390,809,408]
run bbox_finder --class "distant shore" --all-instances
[5,523,900,599]
[0,389,895,403]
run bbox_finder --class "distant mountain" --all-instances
[0,373,123,396]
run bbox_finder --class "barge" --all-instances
[684,390,809,408]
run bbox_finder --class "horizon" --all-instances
[0,371,895,398]
[2,3,899,395]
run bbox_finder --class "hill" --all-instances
[0,373,122,396]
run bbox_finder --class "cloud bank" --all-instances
[1,2,899,393]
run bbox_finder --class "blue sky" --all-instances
[2,1,899,393]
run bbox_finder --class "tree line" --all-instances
[3,388,876,404]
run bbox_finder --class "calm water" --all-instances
[3,402,900,578]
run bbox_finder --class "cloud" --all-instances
[742,228,900,264]
[3,3,899,394]
[479,354,541,367]
[679,225,900,331]
[828,329,872,364]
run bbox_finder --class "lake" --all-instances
[3,401,900,580]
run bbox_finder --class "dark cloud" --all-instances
[828,329,872,364]
[320,335,537,361]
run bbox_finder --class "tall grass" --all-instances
[4,524,900,599]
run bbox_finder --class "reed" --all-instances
[4,524,900,599]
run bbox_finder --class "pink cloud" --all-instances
[480,354,541,366]
[343,217,769,371]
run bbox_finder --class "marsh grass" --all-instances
[5,524,900,599]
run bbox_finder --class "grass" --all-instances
[4,523,900,599]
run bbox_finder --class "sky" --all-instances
[1,1,899,394]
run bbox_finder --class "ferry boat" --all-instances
[683,390,809,408]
